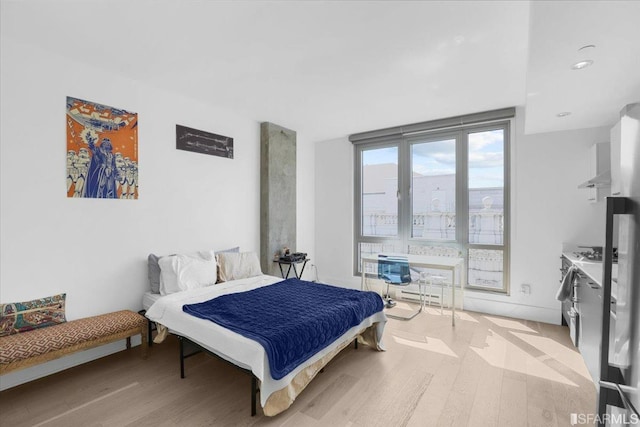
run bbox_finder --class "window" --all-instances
[411,137,456,240]
[362,146,399,237]
[353,109,512,293]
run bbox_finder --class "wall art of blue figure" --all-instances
[66,97,138,199]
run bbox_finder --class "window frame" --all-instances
[353,116,511,294]
[353,138,404,274]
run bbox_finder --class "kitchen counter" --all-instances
[561,250,618,299]
[560,246,619,385]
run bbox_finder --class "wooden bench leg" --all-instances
[126,337,131,349]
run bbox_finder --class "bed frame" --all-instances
[177,334,358,416]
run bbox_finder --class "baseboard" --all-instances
[332,275,561,324]
[0,336,142,391]
[462,296,561,324]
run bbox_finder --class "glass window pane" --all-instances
[407,244,458,282]
[408,244,459,258]
[411,139,456,239]
[362,147,398,237]
[468,130,504,245]
[468,248,504,290]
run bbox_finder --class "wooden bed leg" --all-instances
[179,337,185,379]
[354,338,358,350]
[251,375,257,416]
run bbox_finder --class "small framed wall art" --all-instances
[176,124,233,159]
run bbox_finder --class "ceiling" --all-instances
[2,0,640,142]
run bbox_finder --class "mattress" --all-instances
[142,291,161,311]
[144,275,386,409]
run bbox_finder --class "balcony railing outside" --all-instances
[361,211,505,290]
[364,211,503,245]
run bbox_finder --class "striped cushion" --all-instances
[0,310,145,365]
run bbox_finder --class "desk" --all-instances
[274,258,309,279]
[361,253,465,326]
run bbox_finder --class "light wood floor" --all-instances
[0,305,596,427]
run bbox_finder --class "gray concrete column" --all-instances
[260,122,296,276]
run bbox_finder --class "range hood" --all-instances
[578,170,611,188]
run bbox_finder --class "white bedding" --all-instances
[144,274,387,407]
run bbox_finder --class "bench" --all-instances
[0,310,148,375]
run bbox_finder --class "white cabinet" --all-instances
[610,121,622,196]
[611,103,640,197]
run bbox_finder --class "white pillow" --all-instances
[217,251,263,282]
[159,251,217,295]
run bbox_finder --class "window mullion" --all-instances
[457,130,469,261]
[398,139,411,251]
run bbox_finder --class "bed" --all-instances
[144,274,387,416]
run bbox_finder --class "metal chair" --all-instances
[377,255,424,320]
[409,246,461,312]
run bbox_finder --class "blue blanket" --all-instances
[182,278,383,380]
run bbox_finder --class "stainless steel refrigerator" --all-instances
[599,103,640,426]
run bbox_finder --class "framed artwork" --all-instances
[66,96,138,199]
[176,124,233,159]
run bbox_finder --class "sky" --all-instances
[362,129,504,188]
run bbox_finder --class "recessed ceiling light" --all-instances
[557,112,571,118]
[571,60,594,70]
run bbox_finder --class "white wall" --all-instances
[0,37,315,388]
[315,137,355,286]
[296,131,316,274]
[314,108,611,324]
[0,37,261,315]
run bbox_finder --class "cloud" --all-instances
[362,146,398,165]
[431,152,456,165]
[412,140,455,156]
[469,151,503,168]
[413,165,455,176]
[469,129,503,151]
